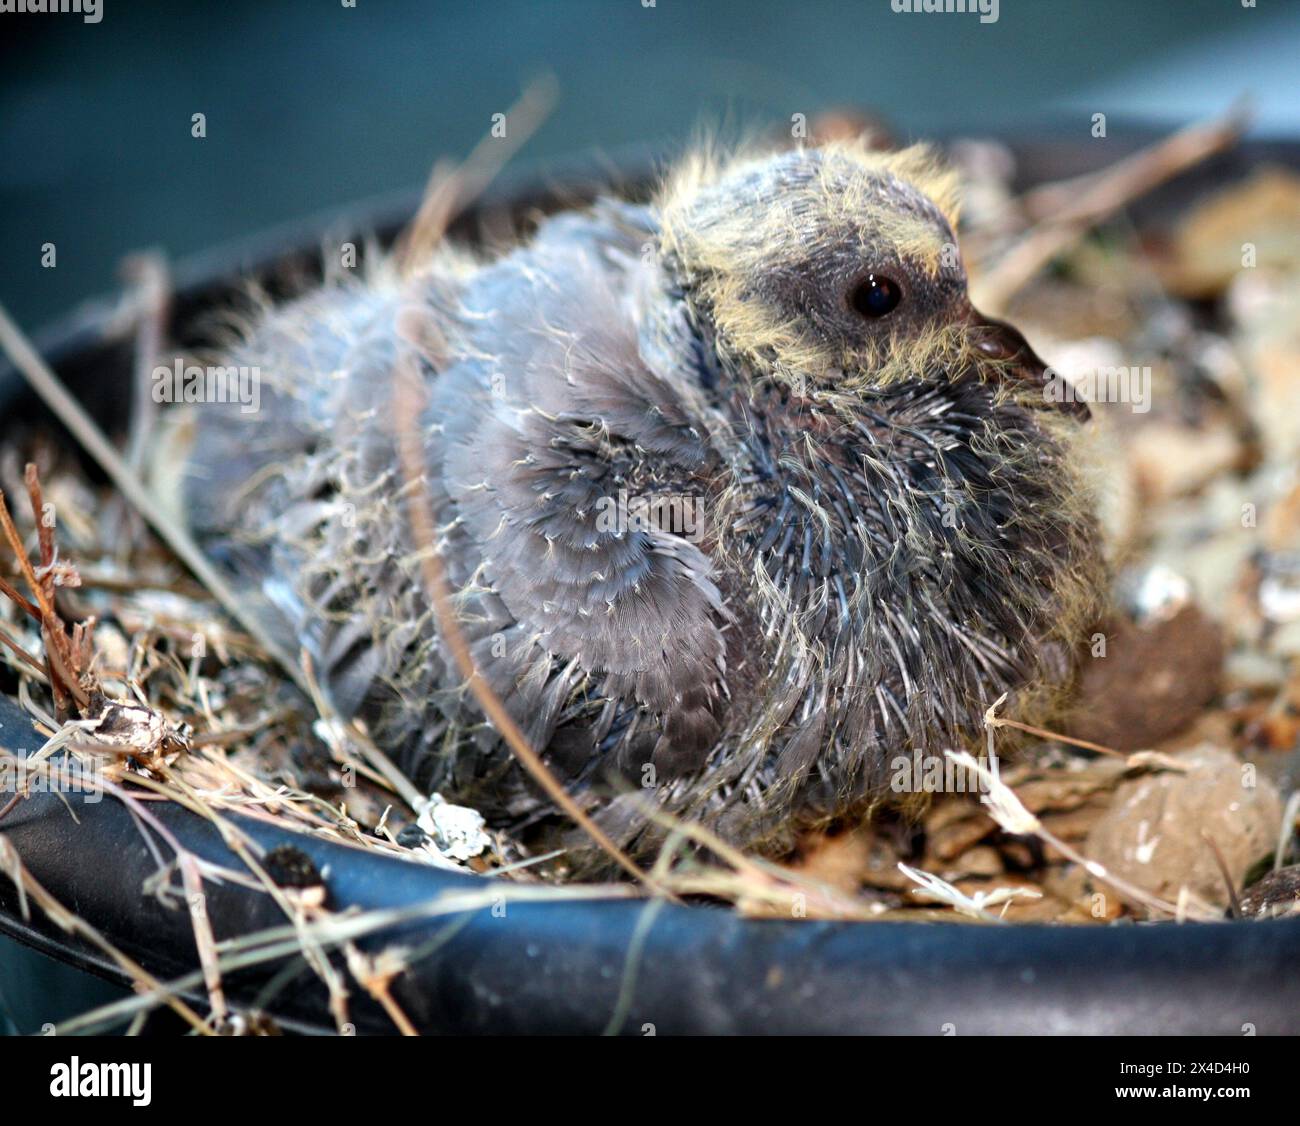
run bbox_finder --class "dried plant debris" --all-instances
[0,112,1298,974]
[0,458,508,874]
[1239,865,1300,920]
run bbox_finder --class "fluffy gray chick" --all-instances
[181,141,1103,871]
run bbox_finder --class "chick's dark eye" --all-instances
[849,274,901,319]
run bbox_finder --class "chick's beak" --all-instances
[964,308,1089,420]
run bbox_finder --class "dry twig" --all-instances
[973,104,1247,313]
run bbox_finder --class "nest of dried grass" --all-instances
[1,105,1298,1033]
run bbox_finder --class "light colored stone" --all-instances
[1084,745,1282,911]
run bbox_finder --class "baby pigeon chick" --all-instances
[182,141,1103,870]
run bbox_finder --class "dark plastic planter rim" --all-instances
[1,140,1298,1035]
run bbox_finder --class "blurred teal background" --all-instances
[2,0,1298,332]
[0,0,1297,1034]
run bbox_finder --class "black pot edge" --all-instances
[3,695,1298,1036]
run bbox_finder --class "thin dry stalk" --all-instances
[984,706,1192,773]
[1201,831,1243,919]
[1276,790,1300,874]
[120,252,171,480]
[396,73,558,274]
[895,862,1035,923]
[973,104,1246,313]
[54,882,627,1034]
[344,943,417,1036]
[391,361,659,892]
[179,851,227,1026]
[947,749,1218,921]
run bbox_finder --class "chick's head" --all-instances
[658,141,1071,412]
